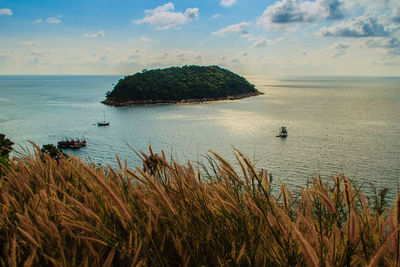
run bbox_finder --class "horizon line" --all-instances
[1,74,400,79]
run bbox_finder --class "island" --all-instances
[101,65,263,107]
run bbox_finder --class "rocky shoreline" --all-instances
[101,91,263,107]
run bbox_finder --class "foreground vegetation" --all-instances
[0,143,399,266]
[103,65,261,106]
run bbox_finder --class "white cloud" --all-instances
[46,15,62,24]
[134,2,199,30]
[257,0,344,29]
[366,37,400,49]
[389,0,400,22]
[33,18,42,24]
[140,36,151,42]
[212,13,221,19]
[250,35,286,48]
[0,8,12,16]
[83,30,105,38]
[250,38,274,48]
[365,37,400,56]
[344,0,400,21]
[31,49,48,57]
[211,22,250,37]
[240,31,252,38]
[319,15,390,37]
[334,43,350,49]
[220,0,236,7]
[19,40,40,46]
[138,36,159,43]
[329,42,350,57]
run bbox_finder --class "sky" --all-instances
[0,0,399,76]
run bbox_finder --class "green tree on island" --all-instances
[103,65,262,106]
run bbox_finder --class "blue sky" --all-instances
[0,0,399,76]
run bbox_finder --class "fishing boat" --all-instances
[97,112,110,126]
[276,126,288,138]
[57,138,86,149]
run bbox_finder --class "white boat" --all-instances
[97,112,110,126]
[276,126,287,138]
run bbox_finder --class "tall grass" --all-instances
[0,145,398,266]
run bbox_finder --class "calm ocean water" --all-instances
[1,75,399,198]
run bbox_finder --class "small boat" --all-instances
[97,112,110,126]
[97,121,110,126]
[276,126,288,138]
[57,138,86,149]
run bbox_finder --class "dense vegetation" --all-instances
[0,140,399,266]
[103,65,261,106]
[0,134,13,173]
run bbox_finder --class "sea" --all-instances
[1,75,399,200]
